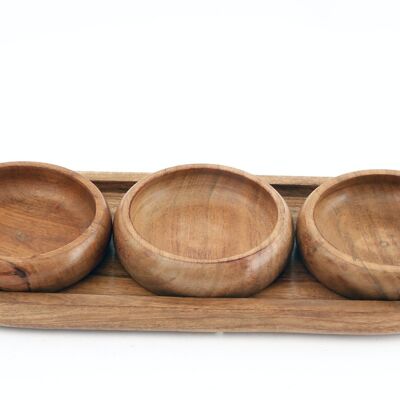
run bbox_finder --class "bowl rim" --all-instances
[118,163,291,264]
[0,161,109,262]
[301,169,400,272]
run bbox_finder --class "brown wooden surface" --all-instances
[298,170,400,300]
[114,165,293,297]
[0,162,112,292]
[0,171,399,334]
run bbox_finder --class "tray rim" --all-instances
[82,170,329,186]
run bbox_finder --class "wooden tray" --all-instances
[1,172,399,335]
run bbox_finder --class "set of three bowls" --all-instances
[0,161,398,300]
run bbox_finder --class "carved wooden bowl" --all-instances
[297,170,400,300]
[0,162,112,291]
[114,164,294,297]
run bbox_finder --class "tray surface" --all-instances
[1,172,399,335]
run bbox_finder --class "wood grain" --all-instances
[0,171,398,334]
[0,162,112,292]
[298,170,400,300]
[114,165,294,297]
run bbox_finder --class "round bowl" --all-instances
[114,164,293,297]
[0,162,112,291]
[297,170,400,300]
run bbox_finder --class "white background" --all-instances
[0,1,399,399]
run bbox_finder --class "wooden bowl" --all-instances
[114,164,294,297]
[297,170,400,300]
[0,162,112,292]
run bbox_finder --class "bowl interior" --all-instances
[0,166,96,258]
[129,168,279,261]
[314,174,400,266]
